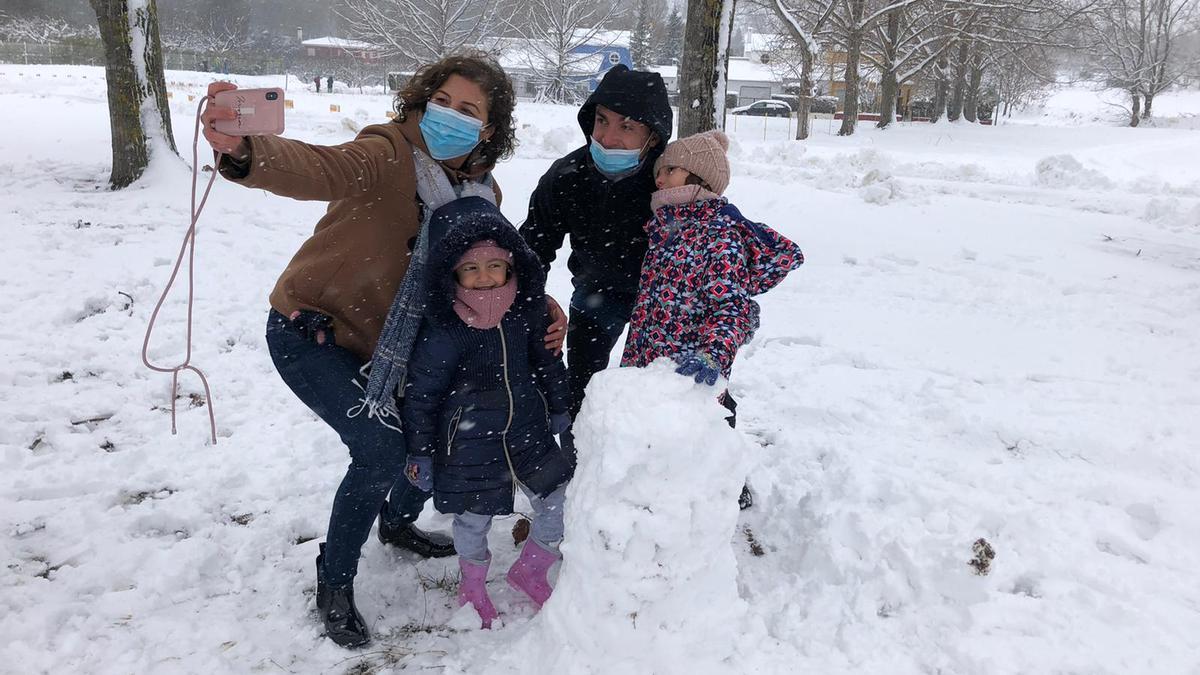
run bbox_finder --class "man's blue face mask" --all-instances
[420,101,485,160]
[589,138,646,177]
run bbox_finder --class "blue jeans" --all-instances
[566,286,636,419]
[265,309,429,586]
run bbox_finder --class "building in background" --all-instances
[300,36,383,62]
[488,29,633,102]
[652,56,783,107]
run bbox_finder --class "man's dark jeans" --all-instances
[721,391,738,428]
[565,286,636,419]
[265,309,428,587]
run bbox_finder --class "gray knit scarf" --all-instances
[349,147,496,430]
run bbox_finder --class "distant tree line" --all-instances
[747,0,1199,136]
[4,0,1196,130]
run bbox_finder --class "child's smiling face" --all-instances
[455,258,510,290]
[656,165,692,190]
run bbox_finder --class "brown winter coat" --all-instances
[219,116,501,361]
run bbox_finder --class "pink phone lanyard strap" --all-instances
[140,96,221,444]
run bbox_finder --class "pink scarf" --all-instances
[453,277,517,329]
[650,184,723,212]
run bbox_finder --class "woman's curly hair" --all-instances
[394,50,517,169]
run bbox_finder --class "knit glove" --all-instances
[549,412,572,435]
[404,455,433,492]
[674,351,721,387]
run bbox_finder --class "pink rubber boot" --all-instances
[458,556,499,629]
[506,539,559,607]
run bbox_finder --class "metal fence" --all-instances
[0,42,103,66]
[0,41,286,75]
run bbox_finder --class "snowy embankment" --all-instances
[1,64,1199,674]
[1013,83,1200,129]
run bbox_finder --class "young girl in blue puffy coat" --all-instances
[401,198,574,628]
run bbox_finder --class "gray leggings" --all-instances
[453,485,567,563]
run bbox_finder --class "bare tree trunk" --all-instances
[90,0,176,189]
[795,52,814,140]
[947,40,968,121]
[877,70,898,129]
[679,0,735,136]
[876,9,899,130]
[768,0,820,141]
[1143,92,1154,119]
[931,53,949,122]
[964,50,983,123]
[1129,89,1142,127]
[837,0,865,136]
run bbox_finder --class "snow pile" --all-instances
[1143,196,1200,231]
[550,364,753,670]
[740,133,806,168]
[737,144,906,203]
[512,103,587,159]
[858,165,901,205]
[1033,154,1113,190]
[449,362,766,673]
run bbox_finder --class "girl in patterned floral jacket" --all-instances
[620,130,804,506]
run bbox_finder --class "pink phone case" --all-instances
[212,88,286,136]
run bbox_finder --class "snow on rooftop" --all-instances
[492,38,610,76]
[745,31,784,53]
[573,28,631,48]
[727,57,779,82]
[300,36,380,51]
[653,58,779,84]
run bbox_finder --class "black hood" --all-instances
[426,197,546,327]
[577,65,673,160]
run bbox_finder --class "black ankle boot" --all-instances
[739,484,754,511]
[315,543,370,648]
[376,501,455,558]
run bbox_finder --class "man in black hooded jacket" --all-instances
[520,65,673,422]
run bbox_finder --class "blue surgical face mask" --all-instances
[420,101,485,161]
[589,138,644,178]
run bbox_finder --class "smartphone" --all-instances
[212,87,285,136]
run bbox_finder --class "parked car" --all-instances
[730,99,792,117]
[770,94,800,109]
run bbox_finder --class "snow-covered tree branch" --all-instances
[0,12,99,43]
[336,0,500,64]
[758,0,838,138]
[505,0,620,104]
[1081,0,1200,125]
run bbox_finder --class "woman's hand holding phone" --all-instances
[201,81,250,160]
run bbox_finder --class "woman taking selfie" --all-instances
[201,52,564,648]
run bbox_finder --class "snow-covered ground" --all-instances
[2,64,1199,674]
